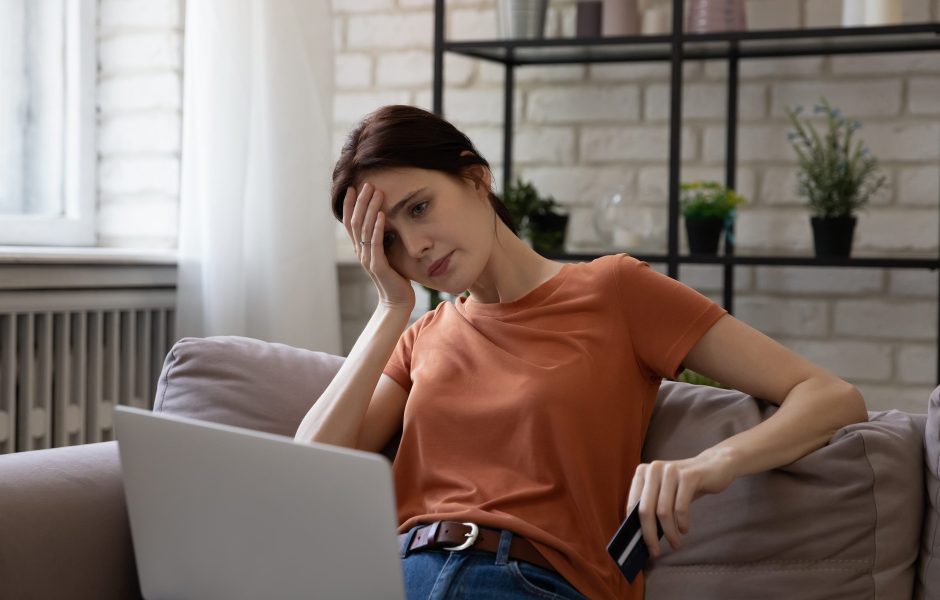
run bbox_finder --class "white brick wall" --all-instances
[528,86,641,123]
[331,0,940,409]
[88,0,936,408]
[96,0,183,249]
[769,80,903,118]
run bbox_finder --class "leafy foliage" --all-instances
[502,177,565,246]
[680,181,746,221]
[675,369,728,389]
[503,177,559,239]
[784,97,886,218]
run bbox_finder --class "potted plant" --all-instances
[502,177,569,253]
[784,97,887,258]
[680,181,745,255]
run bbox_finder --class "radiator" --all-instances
[0,256,178,454]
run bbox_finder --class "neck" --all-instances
[466,224,561,305]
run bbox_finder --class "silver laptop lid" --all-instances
[114,406,405,600]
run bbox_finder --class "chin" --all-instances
[430,285,455,296]
[426,283,461,297]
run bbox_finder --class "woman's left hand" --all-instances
[626,447,738,558]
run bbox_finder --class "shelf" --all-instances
[547,251,940,270]
[435,0,940,383]
[444,23,940,65]
[685,23,940,60]
[445,36,673,66]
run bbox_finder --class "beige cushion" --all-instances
[918,385,940,600]
[154,336,337,433]
[154,336,401,460]
[644,381,925,600]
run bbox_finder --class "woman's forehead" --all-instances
[360,167,437,190]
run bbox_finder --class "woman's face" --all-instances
[358,166,494,295]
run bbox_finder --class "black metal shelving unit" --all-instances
[431,0,940,383]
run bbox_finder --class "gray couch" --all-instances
[1,335,937,599]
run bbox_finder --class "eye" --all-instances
[411,201,428,216]
[383,201,429,249]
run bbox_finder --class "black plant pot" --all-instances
[528,212,569,253]
[811,216,856,258]
[685,217,725,255]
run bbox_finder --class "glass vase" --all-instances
[686,0,747,33]
[593,185,654,251]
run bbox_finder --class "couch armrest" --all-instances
[0,441,141,600]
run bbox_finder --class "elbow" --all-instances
[814,375,867,430]
[834,381,868,428]
[846,384,869,425]
[818,381,867,445]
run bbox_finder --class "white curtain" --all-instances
[176,0,341,355]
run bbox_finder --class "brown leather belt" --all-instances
[398,521,555,573]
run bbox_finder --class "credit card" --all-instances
[606,503,665,584]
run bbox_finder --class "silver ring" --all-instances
[443,522,480,551]
[360,241,372,246]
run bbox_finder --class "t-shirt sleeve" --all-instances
[611,253,728,381]
[382,310,433,393]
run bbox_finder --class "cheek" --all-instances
[385,252,411,277]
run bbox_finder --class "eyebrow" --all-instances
[386,187,428,222]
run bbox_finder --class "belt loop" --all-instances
[400,524,421,558]
[495,529,513,565]
[425,521,442,544]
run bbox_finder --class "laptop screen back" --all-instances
[114,406,405,600]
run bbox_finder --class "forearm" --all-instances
[294,304,412,448]
[699,376,868,480]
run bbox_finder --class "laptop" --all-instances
[113,406,406,600]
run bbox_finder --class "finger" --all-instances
[639,464,662,557]
[627,465,645,515]
[360,190,384,269]
[674,475,693,535]
[656,465,681,551]
[361,187,383,241]
[350,182,373,245]
[342,185,357,242]
[372,211,386,264]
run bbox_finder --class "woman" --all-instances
[295,104,868,600]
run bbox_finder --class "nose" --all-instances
[399,230,430,260]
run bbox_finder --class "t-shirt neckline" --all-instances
[459,262,573,316]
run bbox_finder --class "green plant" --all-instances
[784,97,887,218]
[680,181,745,221]
[675,369,728,389]
[502,177,563,243]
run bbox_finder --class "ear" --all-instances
[459,150,492,197]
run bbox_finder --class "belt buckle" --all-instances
[442,522,480,551]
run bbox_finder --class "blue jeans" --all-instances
[400,524,588,600]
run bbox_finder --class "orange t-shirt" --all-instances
[383,253,728,599]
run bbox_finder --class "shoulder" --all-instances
[599,252,645,269]
[409,296,453,331]
[593,252,651,288]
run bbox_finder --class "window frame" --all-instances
[0,0,96,246]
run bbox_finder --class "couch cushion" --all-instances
[643,381,925,600]
[154,336,341,436]
[153,336,402,460]
[917,384,940,600]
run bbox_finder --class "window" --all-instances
[0,0,96,245]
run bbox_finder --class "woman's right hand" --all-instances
[344,182,416,311]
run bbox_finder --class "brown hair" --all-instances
[330,104,518,238]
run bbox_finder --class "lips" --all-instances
[427,251,453,277]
